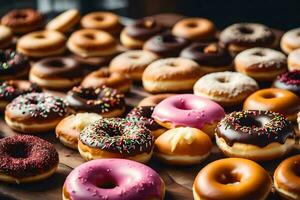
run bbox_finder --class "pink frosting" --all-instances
[152,94,225,129]
[64,159,164,200]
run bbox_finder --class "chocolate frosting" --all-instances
[144,32,190,57]
[216,110,294,147]
[273,70,300,96]
[180,42,232,66]
[125,18,163,40]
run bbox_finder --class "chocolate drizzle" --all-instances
[216,110,294,147]
[273,70,300,96]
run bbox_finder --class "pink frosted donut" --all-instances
[63,159,165,200]
[152,94,225,137]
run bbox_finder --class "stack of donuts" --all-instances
[0,7,300,200]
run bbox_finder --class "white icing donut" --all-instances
[281,28,300,54]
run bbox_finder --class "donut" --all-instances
[5,92,67,133]
[0,80,42,111]
[17,30,66,57]
[216,110,295,161]
[66,86,125,117]
[281,28,300,54]
[234,47,287,82]
[152,94,225,138]
[273,70,300,96]
[80,12,122,35]
[63,159,165,200]
[220,23,276,54]
[55,113,102,149]
[155,127,212,165]
[0,135,58,184]
[109,50,159,81]
[46,9,80,33]
[193,71,259,106]
[288,49,300,71]
[138,93,174,107]
[1,8,44,34]
[142,57,203,93]
[274,155,300,200]
[78,118,154,163]
[29,57,84,90]
[143,32,190,57]
[67,29,118,57]
[120,18,163,49]
[193,158,272,200]
[0,49,30,80]
[243,88,300,121]
[71,54,116,72]
[0,25,13,49]
[180,42,233,73]
[81,67,132,93]
[149,13,185,29]
[126,106,167,138]
[172,18,216,41]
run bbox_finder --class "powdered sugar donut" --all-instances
[281,28,300,54]
[235,47,287,81]
[194,71,259,106]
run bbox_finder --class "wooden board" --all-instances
[0,83,297,200]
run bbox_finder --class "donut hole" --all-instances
[35,35,45,39]
[94,16,104,21]
[14,13,28,19]
[143,20,155,29]
[292,162,300,177]
[239,117,262,128]
[217,171,241,185]
[238,27,253,34]
[217,77,229,83]
[47,60,64,68]
[159,35,177,43]
[186,22,198,28]
[252,51,265,57]
[167,62,178,67]
[84,34,96,40]
[261,93,277,99]
[128,55,140,59]
[7,143,29,158]
[96,178,118,189]
[204,44,218,53]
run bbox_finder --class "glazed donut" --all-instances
[194,71,259,106]
[17,30,66,58]
[281,28,300,54]
[288,49,300,71]
[1,8,44,34]
[78,118,154,163]
[274,155,300,200]
[138,93,174,107]
[149,13,185,29]
[155,127,212,165]
[220,23,276,54]
[81,12,122,35]
[109,50,159,81]
[142,57,203,93]
[0,49,30,80]
[216,110,295,161]
[180,42,233,73]
[81,67,132,93]
[46,9,80,33]
[29,57,84,90]
[0,25,13,49]
[0,80,42,111]
[63,159,165,200]
[55,113,102,149]
[234,47,287,82]
[67,29,118,57]
[152,94,225,138]
[273,70,300,96]
[193,158,272,200]
[143,32,190,57]
[66,86,125,117]
[172,18,216,41]
[5,92,67,133]
[127,106,167,138]
[0,135,59,184]
[120,18,163,49]
[243,88,300,121]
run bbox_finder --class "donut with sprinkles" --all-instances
[273,70,300,96]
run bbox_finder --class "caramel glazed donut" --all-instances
[78,118,154,163]
[142,57,203,93]
[1,8,44,34]
[17,30,66,58]
[0,135,59,184]
[220,23,276,54]
[30,57,84,90]
[216,110,295,161]
[5,93,67,133]
[67,29,118,57]
[234,47,287,82]
[193,158,272,200]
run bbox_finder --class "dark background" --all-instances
[0,0,298,30]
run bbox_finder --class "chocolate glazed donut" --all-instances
[126,18,163,40]
[180,42,232,67]
[143,32,190,57]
